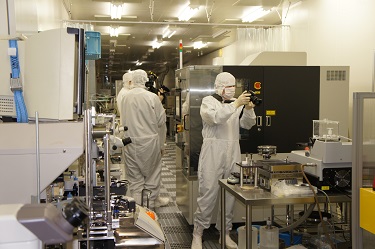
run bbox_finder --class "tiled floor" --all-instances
[155,140,239,249]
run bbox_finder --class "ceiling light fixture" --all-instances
[193,41,207,49]
[242,7,272,23]
[110,2,123,19]
[162,26,177,39]
[162,26,171,38]
[178,4,200,21]
[135,60,143,66]
[168,30,176,38]
[109,26,119,37]
[152,39,163,49]
[212,30,230,38]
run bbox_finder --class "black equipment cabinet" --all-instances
[222,66,320,154]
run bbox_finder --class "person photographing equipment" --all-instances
[191,72,257,249]
[145,71,170,103]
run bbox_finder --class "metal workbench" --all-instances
[219,179,351,249]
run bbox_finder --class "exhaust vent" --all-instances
[0,95,15,116]
[326,70,347,81]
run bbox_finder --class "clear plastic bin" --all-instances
[313,119,339,141]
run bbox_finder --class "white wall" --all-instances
[283,0,375,137]
[14,0,69,34]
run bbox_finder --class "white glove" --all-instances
[233,91,251,108]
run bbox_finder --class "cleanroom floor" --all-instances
[156,139,238,249]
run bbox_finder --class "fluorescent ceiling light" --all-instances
[162,26,177,39]
[152,39,163,49]
[109,26,119,37]
[95,14,136,19]
[162,26,171,38]
[110,3,123,19]
[193,41,207,49]
[178,4,200,21]
[135,60,143,66]
[242,7,272,23]
[168,30,176,38]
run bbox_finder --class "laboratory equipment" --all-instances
[0,198,88,248]
[259,218,279,249]
[255,145,304,191]
[0,122,84,204]
[289,120,352,191]
[236,153,263,190]
[258,159,304,191]
[258,145,277,160]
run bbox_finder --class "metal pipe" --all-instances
[220,186,225,249]
[104,133,112,227]
[76,28,85,115]
[286,205,290,226]
[246,204,252,249]
[35,111,40,204]
[290,204,295,244]
[84,109,92,248]
[92,127,110,138]
[64,19,289,28]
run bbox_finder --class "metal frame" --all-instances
[351,92,375,248]
[219,179,351,249]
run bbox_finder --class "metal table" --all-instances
[219,179,351,249]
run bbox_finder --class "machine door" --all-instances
[262,66,320,152]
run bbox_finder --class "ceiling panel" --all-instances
[69,0,298,79]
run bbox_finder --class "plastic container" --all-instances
[279,232,303,247]
[237,225,258,249]
[317,217,335,248]
[85,31,101,60]
[259,219,279,249]
[317,217,333,238]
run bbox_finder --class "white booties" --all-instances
[191,225,204,249]
[219,233,238,249]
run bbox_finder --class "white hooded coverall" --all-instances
[120,70,166,206]
[194,90,256,232]
[117,71,133,118]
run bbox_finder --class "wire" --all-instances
[301,164,337,249]
[317,188,331,206]
[205,0,215,22]
[149,0,154,21]
[317,189,337,242]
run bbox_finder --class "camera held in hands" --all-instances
[248,90,262,106]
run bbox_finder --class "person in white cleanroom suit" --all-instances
[117,71,133,120]
[191,72,257,249]
[120,69,169,209]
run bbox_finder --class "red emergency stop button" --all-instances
[254,82,261,90]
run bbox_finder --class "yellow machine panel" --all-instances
[360,188,375,234]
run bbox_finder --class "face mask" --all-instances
[222,87,235,99]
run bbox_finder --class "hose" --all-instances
[279,203,315,233]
